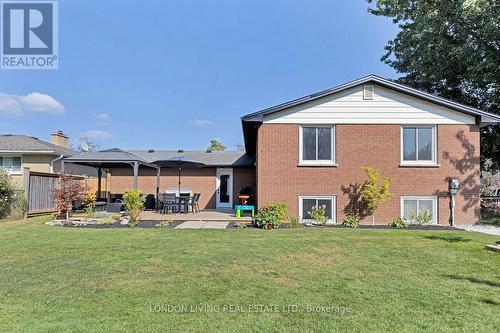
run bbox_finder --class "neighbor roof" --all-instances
[0,134,77,156]
[130,150,254,167]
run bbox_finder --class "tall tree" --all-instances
[367,0,500,169]
[208,139,226,152]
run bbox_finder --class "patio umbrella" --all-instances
[153,156,205,195]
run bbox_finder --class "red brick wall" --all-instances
[108,166,255,210]
[233,167,256,206]
[256,123,480,225]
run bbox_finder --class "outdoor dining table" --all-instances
[174,196,191,214]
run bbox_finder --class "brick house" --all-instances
[241,75,499,225]
[65,75,499,224]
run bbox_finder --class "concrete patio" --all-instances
[139,209,252,222]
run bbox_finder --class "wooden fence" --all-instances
[25,171,86,215]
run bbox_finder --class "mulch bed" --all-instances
[240,223,462,231]
[65,220,461,231]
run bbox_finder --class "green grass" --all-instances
[0,217,499,332]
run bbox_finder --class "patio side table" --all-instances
[235,205,254,218]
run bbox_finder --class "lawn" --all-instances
[0,217,499,332]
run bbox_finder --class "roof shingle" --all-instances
[0,135,77,156]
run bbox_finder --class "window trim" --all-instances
[299,125,336,166]
[0,155,23,175]
[400,125,437,166]
[400,196,438,224]
[299,195,336,224]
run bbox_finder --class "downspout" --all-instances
[50,154,64,173]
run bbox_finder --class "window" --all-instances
[299,196,336,223]
[401,196,437,224]
[300,126,335,165]
[0,156,22,174]
[401,126,436,164]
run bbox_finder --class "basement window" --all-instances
[401,196,437,224]
[299,196,336,223]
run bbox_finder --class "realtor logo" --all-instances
[1,0,58,69]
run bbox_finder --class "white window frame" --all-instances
[299,125,336,166]
[299,195,336,224]
[400,196,438,224]
[400,125,437,166]
[0,155,22,175]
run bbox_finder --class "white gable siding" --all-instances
[263,84,476,124]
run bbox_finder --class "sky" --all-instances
[0,0,400,151]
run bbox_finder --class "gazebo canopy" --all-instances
[63,148,159,195]
[63,148,157,169]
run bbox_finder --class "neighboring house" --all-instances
[64,75,500,224]
[0,131,95,189]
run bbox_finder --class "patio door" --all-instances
[216,168,233,208]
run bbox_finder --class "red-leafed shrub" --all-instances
[54,175,85,220]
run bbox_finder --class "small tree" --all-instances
[54,175,86,220]
[72,136,100,153]
[123,189,145,226]
[0,169,17,219]
[208,139,226,152]
[360,167,392,225]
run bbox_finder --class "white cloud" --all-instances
[84,130,111,138]
[0,92,64,115]
[97,112,111,121]
[189,119,215,127]
[0,93,23,115]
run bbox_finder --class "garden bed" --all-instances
[45,218,182,229]
[233,222,462,231]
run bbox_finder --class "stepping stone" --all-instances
[174,221,230,229]
[485,244,500,252]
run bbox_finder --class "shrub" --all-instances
[360,167,392,224]
[255,201,288,229]
[0,169,17,219]
[54,175,85,220]
[100,216,115,225]
[288,217,300,228]
[412,209,432,225]
[390,217,408,229]
[83,193,96,217]
[342,216,360,228]
[10,191,28,219]
[123,189,145,226]
[155,220,172,228]
[308,205,328,225]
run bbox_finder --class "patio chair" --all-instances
[162,193,176,214]
[175,196,189,214]
[156,193,165,213]
[189,193,201,214]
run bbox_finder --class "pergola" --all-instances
[62,148,160,199]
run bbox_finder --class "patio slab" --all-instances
[139,209,252,222]
[174,221,230,229]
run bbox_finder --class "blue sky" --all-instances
[0,0,399,151]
